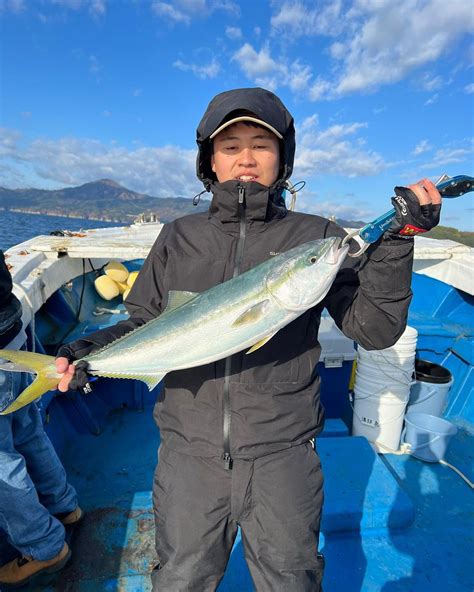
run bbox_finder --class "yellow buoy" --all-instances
[95,275,120,301]
[116,281,129,294]
[127,271,139,287]
[104,261,129,283]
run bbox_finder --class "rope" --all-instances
[373,441,474,489]
[439,460,474,489]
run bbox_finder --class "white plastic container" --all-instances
[352,326,417,452]
[318,315,356,422]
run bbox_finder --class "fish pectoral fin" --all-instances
[232,300,270,327]
[163,290,199,314]
[246,332,278,354]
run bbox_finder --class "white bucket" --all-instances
[352,326,417,451]
[352,386,409,450]
[354,374,410,398]
[356,358,414,386]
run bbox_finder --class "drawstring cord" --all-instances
[284,180,306,211]
[192,189,208,206]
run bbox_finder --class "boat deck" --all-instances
[3,233,472,591]
[19,391,472,592]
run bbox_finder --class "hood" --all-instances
[196,87,296,190]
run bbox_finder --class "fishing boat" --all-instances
[2,218,473,591]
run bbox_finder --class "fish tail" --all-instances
[0,349,61,415]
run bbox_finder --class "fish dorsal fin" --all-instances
[232,300,270,327]
[164,290,199,313]
[246,332,278,354]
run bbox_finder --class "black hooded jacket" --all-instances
[0,250,23,348]
[64,88,414,461]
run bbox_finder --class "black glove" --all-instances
[387,186,441,239]
[57,340,98,395]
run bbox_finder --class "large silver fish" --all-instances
[0,236,348,414]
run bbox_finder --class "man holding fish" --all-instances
[2,88,442,591]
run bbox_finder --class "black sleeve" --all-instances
[59,224,172,359]
[0,250,23,347]
[322,221,413,350]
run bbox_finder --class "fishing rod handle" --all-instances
[359,174,473,244]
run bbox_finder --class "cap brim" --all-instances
[209,116,283,140]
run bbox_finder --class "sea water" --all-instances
[0,211,117,251]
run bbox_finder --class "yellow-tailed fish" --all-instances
[0,237,348,414]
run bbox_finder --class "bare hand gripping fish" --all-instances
[0,237,348,414]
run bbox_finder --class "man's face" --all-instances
[211,122,280,187]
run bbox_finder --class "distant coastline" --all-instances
[1,207,117,223]
[1,179,472,246]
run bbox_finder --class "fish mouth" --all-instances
[326,237,349,265]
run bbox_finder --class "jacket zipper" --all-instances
[222,185,246,470]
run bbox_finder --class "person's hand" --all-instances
[388,178,442,238]
[56,340,96,394]
[55,358,92,394]
[56,356,76,392]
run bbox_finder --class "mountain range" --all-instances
[0,179,211,223]
[0,179,370,226]
[1,179,471,246]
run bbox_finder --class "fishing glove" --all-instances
[57,339,98,395]
[386,186,441,239]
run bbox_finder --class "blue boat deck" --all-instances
[18,391,471,592]
[10,265,473,591]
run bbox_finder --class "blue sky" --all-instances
[1,0,473,229]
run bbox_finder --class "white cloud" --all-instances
[294,115,387,178]
[412,140,432,156]
[280,0,474,99]
[0,129,199,196]
[419,74,444,92]
[50,0,106,13]
[421,144,474,169]
[232,43,316,95]
[334,0,474,96]
[90,0,106,16]
[465,83,474,94]
[151,1,190,24]
[424,94,439,106]
[0,128,21,157]
[232,43,278,77]
[225,26,242,40]
[210,0,240,16]
[271,1,343,38]
[173,58,220,79]
[308,78,332,101]
[297,196,374,221]
[0,0,26,13]
[151,0,239,24]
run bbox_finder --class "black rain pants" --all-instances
[151,442,324,591]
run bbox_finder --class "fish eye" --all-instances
[309,256,317,264]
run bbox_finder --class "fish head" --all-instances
[265,237,349,311]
